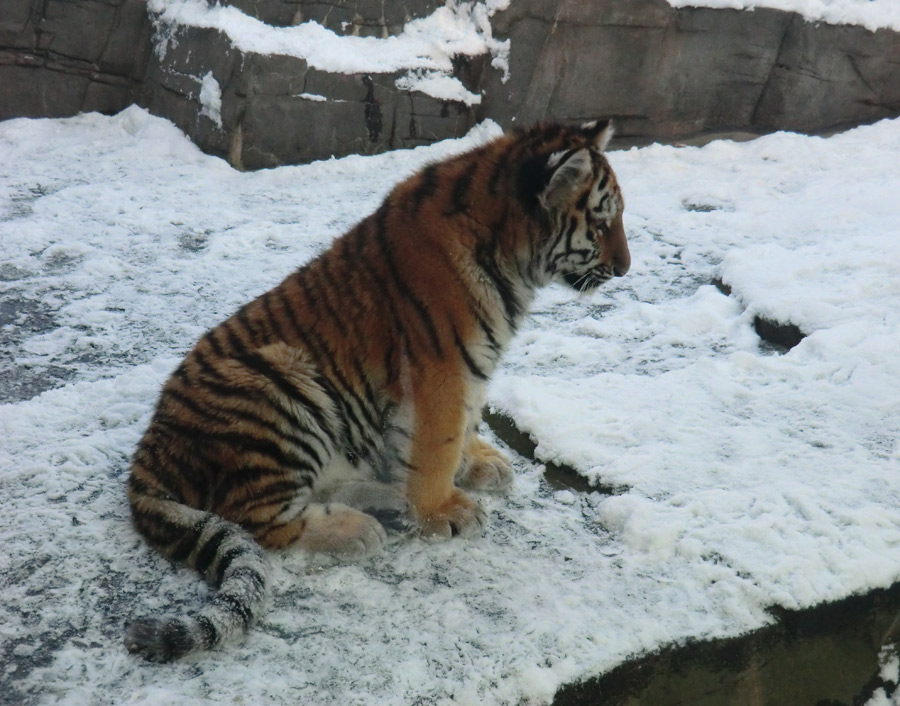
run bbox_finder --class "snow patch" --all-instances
[666,0,900,32]
[2,109,900,704]
[198,71,223,127]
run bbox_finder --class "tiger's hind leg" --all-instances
[326,481,412,535]
[254,497,387,559]
[456,435,514,493]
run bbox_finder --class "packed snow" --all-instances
[197,72,223,127]
[148,0,509,106]
[864,648,900,705]
[2,107,900,705]
[666,0,900,32]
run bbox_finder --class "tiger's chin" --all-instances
[560,269,613,292]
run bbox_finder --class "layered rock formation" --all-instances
[2,0,899,166]
[0,0,151,120]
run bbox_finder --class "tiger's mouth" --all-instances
[560,268,615,291]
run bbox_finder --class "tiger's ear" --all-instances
[581,119,614,152]
[540,148,593,210]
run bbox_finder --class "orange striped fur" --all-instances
[125,119,630,661]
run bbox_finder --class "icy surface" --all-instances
[148,0,509,105]
[666,0,900,32]
[2,107,900,704]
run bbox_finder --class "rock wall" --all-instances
[484,0,900,140]
[1,0,899,164]
[137,16,484,169]
[0,0,151,121]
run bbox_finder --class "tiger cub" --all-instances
[125,119,630,661]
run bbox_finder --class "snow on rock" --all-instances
[666,0,900,33]
[148,0,510,106]
[198,71,223,127]
[2,107,900,705]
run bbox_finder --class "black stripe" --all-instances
[446,161,478,216]
[373,204,444,358]
[195,615,220,648]
[597,171,609,192]
[241,481,304,516]
[221,321,335,436]
[350,230,418,367]
[275,281,377,441]
[167,385,325,468]
[214,545,248,586]
[488,147,513,195]
[453,328,488,381]
[575,190,589,211]
[235,305,263,342]
[411,164,439,213]
[475,241,521,329]
[208,430,313,470]
[190,370,323,452]
[195,526,231,578]
[261,291,287,343]
[169,515,212,562]
[226,565,267,593]
[314,256,350,339]
[193,349,227,382]
[213,591,252,627]
[204,329,226,357]
[139,429,206,501]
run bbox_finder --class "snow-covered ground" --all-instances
[1,107,899,705]
[666,0,900,32]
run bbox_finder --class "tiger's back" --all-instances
[125,119,630,661]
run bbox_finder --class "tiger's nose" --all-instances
[605,213,630,277]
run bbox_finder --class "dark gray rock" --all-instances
[0,0,150,120]
[482,0,900,141]
[1,0,899,164]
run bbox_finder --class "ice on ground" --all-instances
[1,107,900,705]
[666,0,900,32]
[148,0,510,106]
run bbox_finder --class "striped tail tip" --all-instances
[124,615,209,662]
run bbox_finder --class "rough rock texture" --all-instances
[0,0,151,120]
[2,0,900,164]
[482,0,900,140]
[137,20,484,168]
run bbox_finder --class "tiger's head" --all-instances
[517,119,630,291]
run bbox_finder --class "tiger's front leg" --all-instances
[405,368,486,539]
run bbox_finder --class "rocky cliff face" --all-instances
[0,0,151,120]
[2,0,899,166]
[486,0,900,139]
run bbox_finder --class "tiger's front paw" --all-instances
[457,440,514,493]
[417,489,486,541]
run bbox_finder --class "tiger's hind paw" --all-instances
[457,442,514,494]
[417,489,486,541]
[298,503,387,559]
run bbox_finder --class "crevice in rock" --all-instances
[482,408,627,495]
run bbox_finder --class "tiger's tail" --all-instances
[124,483,270,662]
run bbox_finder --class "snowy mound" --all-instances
[2,107,900,705]
[667,0,900,33]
